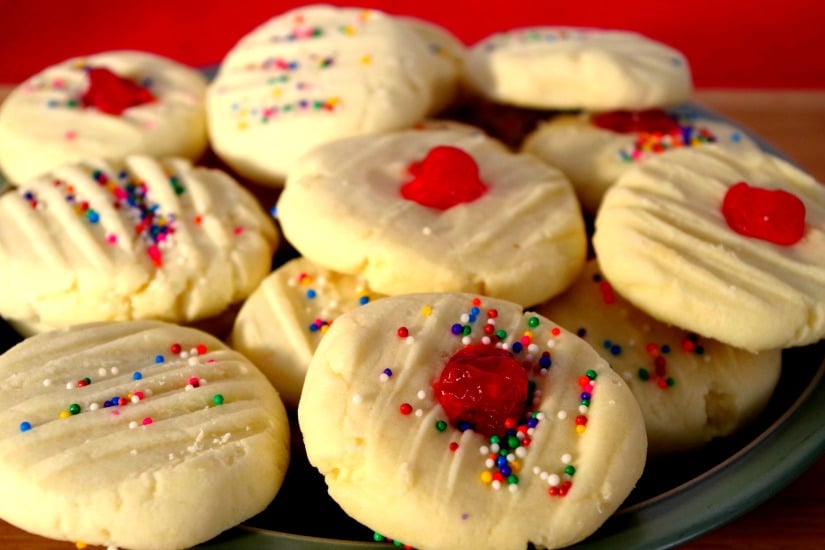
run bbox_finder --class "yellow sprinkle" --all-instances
[237,122,248,131]
[510,460,522,473]
[575,425,586,434]
[76,542,88,549]
[421,305,433,316]
[271,87,283,98]
[341,25,354,35]
[360,55,373,65]
[480,471,493,484]
[320,325,330,334]
[59,410,71,419]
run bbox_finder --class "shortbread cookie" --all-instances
[537,260,782,455]
[0,320,289,550]
[0,155,278,335]
[463,27,691,111]
[522,109,759,213]
[230,256,385,408]
[593,145,825,351]
[0,50,208,184]
[277,126,587,307]
[207,5,463,186]
[299,292,647,550]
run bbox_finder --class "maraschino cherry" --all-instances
[591,108,681,134]
[400,145,488,210]
[721,181,806,245]
[81,67,156,115]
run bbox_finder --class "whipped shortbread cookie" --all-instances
[593,145,825,351]
[522,109,759,213]
[463,27,691,111]
[0,320,289,550]
[537,260,782,455]
[207,4,463,186]
[277,126,587,307]
[230,256,385,408]
[299,293,647,550]
[0,50,208,184]
[0,155,278,335]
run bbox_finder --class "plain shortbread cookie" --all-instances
[593,145,825,351]
[0,155,278,335]
[0,50,208,185]
[463,27,692,111]
[537,260,782,455]
[0,320,289,550]
[276,126,587,307]
[299,292,647,550]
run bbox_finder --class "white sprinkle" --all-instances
[98,368,107,377]
[414,409,423,417]
[168,453,175,461]
[129,421,139,429]
[578,405,589,414]
[506,453,516,462]
[379,373,390,382]
[417,390,427,400]
[481,336,491,345]
[490,443,500,454]
[110,367,119,375]
[508,484,519,493]
[131,395,141,403]
[89,403,99,411]
[485,458,495,468]
[491,480,502,490]
[546,339,557,348]
[535,467,544,477]
[557,411,568,420]
[515,447,527,458]
[500,342,510,351]
[422,226,432,235]
[561,453,572,464]
[461,336,472,345]
[548,474,560,486]
[180,351,189,359]
[527,344,540,354]
[130,449,138,456]
[460,314,470,323]
[352,394,363,405]
[190,347,199,356]
[406,336,415,345]
[487,318,496,326]
[66,382,75,390]
[188,357,199,366]
[42,379,51,387]
[185,384,195,391]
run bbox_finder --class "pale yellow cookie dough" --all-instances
[464,27,692,111]
[0,50,208,185]
[537,260,782,455]
[277,126,587,307]
[593,145,825,351]
[207,4,462,186]
[230,256,385,408]
[522,111,759,213]
[299,292,647,550]
[0,155,278,335]
[0,320,289,550]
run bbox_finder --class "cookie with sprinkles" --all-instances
[0,155,278,336]
[299,292,646,550]
[276,125,587,307]
[0,50,208,185]
[206,4,464,186]
[0,320,290,549]
[463,27,692,111]
[229,256,386,408]
[521,108,759,213]
[536,259,782,455]
[593,145,825,352]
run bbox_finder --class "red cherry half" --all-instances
[400,146,488,210]
[81,67,156,115]
[721,181,806,245]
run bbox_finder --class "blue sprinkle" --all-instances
[499,465,512,477]
[731,132,742,143]
[450,323,463,335]
[496,456,508,468]
[86,210,100,223]
[468,314,477,323]
[457,421,473,432]
[610,344,622,356]
[133,372,142,381]
[382,368,392,377]
[603,340,613,350]
[470,307,480,316]
[269,205,278,218]
[511,342,523,353]
[661,345,671,354]
[527,418,539,428]
[581,392,592,401]
[306,289,317,299]
[155,355,164,363]
[19,421,32,432]
[358,296,369,305]
[539,355,552,368]
[308,323,320,332]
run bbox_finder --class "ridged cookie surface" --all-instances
[0,155,278,334]
[593,145,825,351]
[299,292,646,550]
[0,320,289,550]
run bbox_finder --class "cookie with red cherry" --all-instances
[0,50,208,184]
[276,125,587,307]
[522,108,759,213]
[593,145,825,351]
[299,292,647,550]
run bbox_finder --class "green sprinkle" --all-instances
[68,403,81,415]
[586,369,598,380]
[507,474,519,484]
[435,420,447,432]
[462,325,472,336]
[666,377,676,387]
[564,465,576,476]
[638,368,650,381]
[212,394,225,406]
[527,316,540,328]
[495,329,507,340]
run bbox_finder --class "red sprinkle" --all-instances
[399,403,413,415]
[396,327,409,338]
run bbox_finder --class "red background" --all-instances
[1,0,824,88]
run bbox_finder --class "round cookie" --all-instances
[537,259,782,455]
[0,50,208,185]
[593,145,825,352]
[522,109,760,213]
[276,126,587,307]
[299,292,647,550]
[0,320,289,549]
[207,5,463,186]
[230,256,385,408]
[463,27,692,111]
[0,155,278,336]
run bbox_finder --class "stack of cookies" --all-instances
[0,4,822,550]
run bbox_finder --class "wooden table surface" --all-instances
[0,87,824,548]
